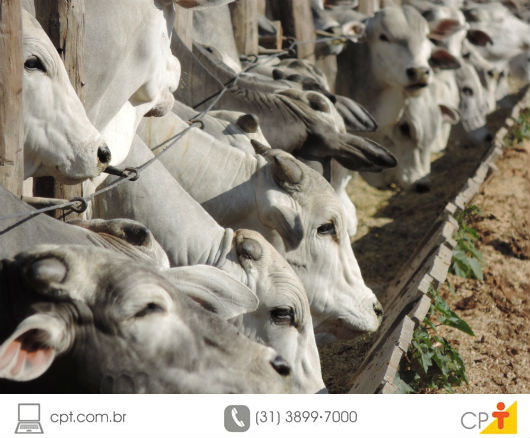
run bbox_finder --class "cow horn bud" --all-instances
[272,155,303,187]
[236,237,263,261]
[236,114,259,133]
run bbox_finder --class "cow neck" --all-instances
[144,113,262,228]
[93,135,235,270]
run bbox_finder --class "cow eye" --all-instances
[379,34,389,42]
[24,56,46,72]
[270,307,295,326]
[317,222,336,236]
[134,302,165,318]
[462,52,471,59]
[487,70,495,78]
[399,122,412,137]
[462,86,474,96]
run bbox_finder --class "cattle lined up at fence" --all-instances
[0,0,528,394]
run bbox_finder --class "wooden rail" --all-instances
[0,0,24,198]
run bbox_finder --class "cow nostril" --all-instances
[97,145,112,165]
[406,68,416,80]
[373,302,384,318]
[270,355,291,376]
[415,182,431,193]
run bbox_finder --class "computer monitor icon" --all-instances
[15,404,44,434]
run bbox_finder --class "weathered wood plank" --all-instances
[259,19,282,51]
[409,294,432,325]
[358,0,379,15]
[229,0,258,56]
[0,0,24,197]
[267,0,316,62]
[34,0,85,219]
[174,7,193,50]
[348,316,414,393]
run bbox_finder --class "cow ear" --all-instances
[334,95,378,132]
[303,132,397,172]
[167,265,259,319]
[342,20,365,41]
[466,29,493,47]
[439,104,460,125]
[71,218,170,269]
[429,48,461,70]
[0,314,69,382]
[429,19,465,40]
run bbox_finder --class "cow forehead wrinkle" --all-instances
[372,7,428,41]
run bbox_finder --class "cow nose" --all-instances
[406,67,430,81]
[415,181,431,193]
[270,355,291,376]
[373,301,384,319]
[97,145,112,165]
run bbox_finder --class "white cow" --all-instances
[336,6,461,189]
[1,186,323,392]
[362,85,460,189]
[81,0,181,171]
[0,245,292,393]
[93,136,328,387]
[405,2,495,149]
[336,6,460,135]
[22,11,110,182]
[22,0,181,188]
[463,2,530,65]
[138,114,384,341]
[169,229,325,393]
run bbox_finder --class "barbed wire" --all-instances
[0,34,348,225]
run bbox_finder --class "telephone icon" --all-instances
[224,405,250,432]
[232,408,245,428]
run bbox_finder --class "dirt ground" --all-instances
[319,89,529,393]
[433,138,530,393]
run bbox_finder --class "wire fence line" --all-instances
[0,34,348,224]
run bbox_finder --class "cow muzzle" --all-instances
[405,67,430,94]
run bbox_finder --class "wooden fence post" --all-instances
[0,0,24,197]
[267,0,316,62]
[174,6,193,50]
[358,0,380,15]
[34,0,85,219]
[229,0,258,56]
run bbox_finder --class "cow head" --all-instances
[365,6,460,96]
[22,11,110,182]
[275,89,396,172]
[0,245,291,393]
[174,229,326,393]
[363,89,459,190]
[250,145,384,343]
[454,61,492,145]
[82,0,181,132]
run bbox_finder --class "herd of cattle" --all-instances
[0,0,528,393]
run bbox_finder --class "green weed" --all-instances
[396,287,474,393]
[507,109,530,145]
[449,205,485,280]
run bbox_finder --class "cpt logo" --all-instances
[461,402,517,434]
